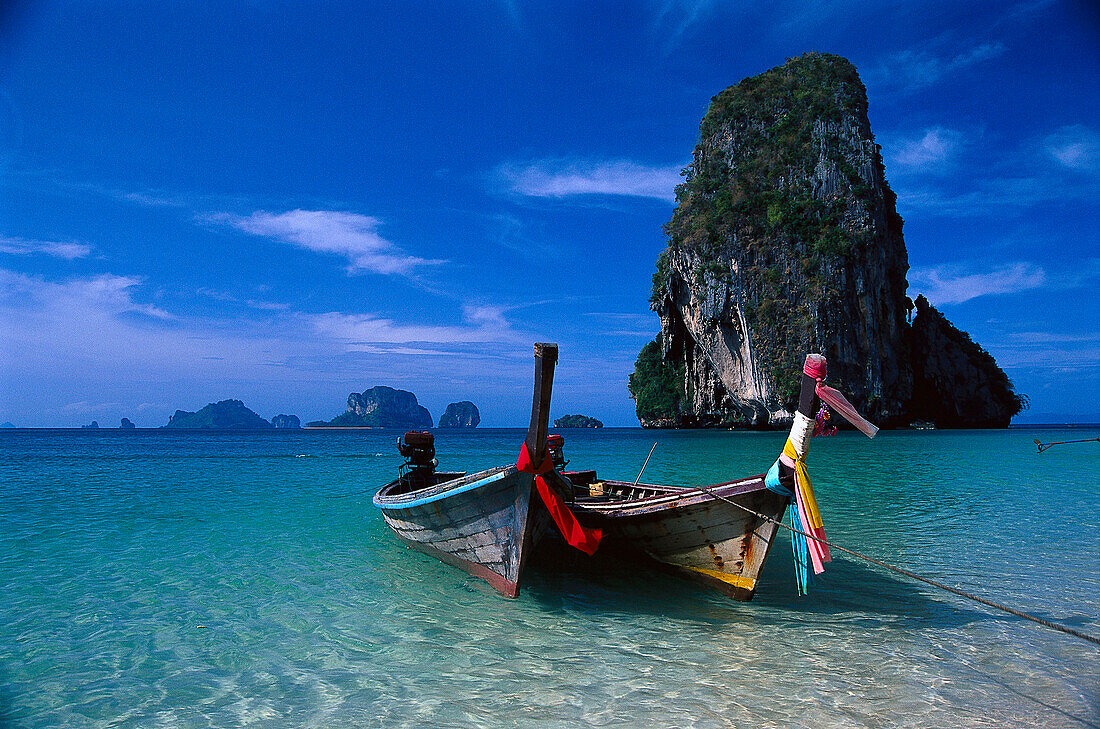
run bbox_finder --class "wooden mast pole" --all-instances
[524,343,558,467]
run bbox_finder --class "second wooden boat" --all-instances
[550,353,877,600]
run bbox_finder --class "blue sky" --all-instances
[1,1,1097,427]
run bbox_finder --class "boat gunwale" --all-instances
[575,474,770,516]
[373,465,517,510]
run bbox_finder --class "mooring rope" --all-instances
[694,483,1100,647]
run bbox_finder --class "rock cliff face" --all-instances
[637,52,1022,429]
[163,400,274,429]
[438,401,480,428]
[120,418,135,429]
[909,296,1025,427]
[315,387,433,429]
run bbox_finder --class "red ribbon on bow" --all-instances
[516,442,602,555]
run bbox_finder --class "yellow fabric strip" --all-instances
[784,439,824,530]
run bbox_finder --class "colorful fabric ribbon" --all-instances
[765,436,832,595]
[766,355,876,595]
[781,439,832,595]
[516,442,602,555]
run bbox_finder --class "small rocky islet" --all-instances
[163,400,277,429]
[307,387,433,430]
[554,415,603,428]
[438,401,480,428]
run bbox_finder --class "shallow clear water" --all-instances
[0,428,1097,728]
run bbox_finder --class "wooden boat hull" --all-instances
[373,466,538,597]
[573,476,789,600]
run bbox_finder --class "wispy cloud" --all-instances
[980,326,1100,373]
[201,209,440,275]
[310,303,521,348]
[498,159,682,202]
[890,127,966,170]
[867,41,1007,93]
[909,262,1046,304]
[0,235,92,259]
[195,287,291,312]
[0,269,174,320]
[889,125,1100,217]
[1007,331,1100,345]
[652,0,720,56]
[582,311,661,337]
[896,172,1100,218]
[1044,125,1099,170]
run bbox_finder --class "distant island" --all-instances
[271,414,301,429]
[554,414,603,428]
[82,421,100,429]
[0,422,14,429]
[120,418,136,429]
[163,400,274,429]
[438,401,480,428]
[308,386,432,429]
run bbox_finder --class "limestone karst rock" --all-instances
[313,387,433,429]
[634,53,1023,428]
[438,401,480,428]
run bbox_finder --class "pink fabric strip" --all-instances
[814,525,831,564]
[816,383,879,438]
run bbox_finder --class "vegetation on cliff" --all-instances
[656,52,894,404]
[628,337,684,425]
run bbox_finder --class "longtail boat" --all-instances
[548,354,878,600]
[373,343,601,597]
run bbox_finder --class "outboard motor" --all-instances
[398,431,437,484]
[547,434,568,470]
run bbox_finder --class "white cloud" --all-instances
[196,287,291,312]
[909,262,1046,304]
[498,159,683,202]
[309,305,520,348]
[1044,125,1099,170]
[891,127,965,169]
[0,269,173,320]
[868,42,1007,93]
[462,304,510,328]
[0,235,92,259]
[204,209,438,275]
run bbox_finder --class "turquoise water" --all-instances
[0,428,1097,728]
